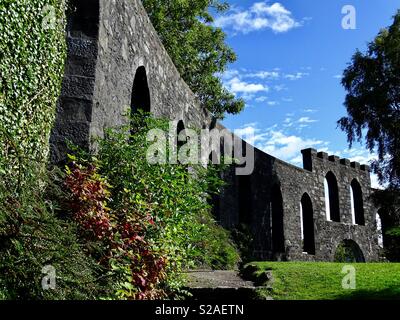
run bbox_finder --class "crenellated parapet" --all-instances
[301,148,371,173]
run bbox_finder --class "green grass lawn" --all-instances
[245,262,400,300]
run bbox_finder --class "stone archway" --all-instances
[324,171,340,222]
[351,179,365,225]
[334,239,365,262]
[131,66,151,114]
[301,193,315,255]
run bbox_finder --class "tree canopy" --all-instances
[142,0,244,119]
[338,11,400,189]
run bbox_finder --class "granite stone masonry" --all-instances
[50,0,381,262]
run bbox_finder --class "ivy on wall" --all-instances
[0,0,67,192]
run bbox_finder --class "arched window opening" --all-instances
[376,213,383,248]
[67,0,99,38]
[334,240,365,262]
[301,193,315,255]
[130,66,151,115]
[324,172,340,222]
[238,175,252,225]
[351,179,365,225]
[377,208,391,249]
[177,120,186,150]
[271,185,285,253]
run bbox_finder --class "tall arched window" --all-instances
[350,179,365,225]
[131,66,151,115]
[271,184,285,253]
[324,172,340,222]
[377,209,388,248]
[376,213,383,248]
[301,193,315,254]
[177,120,186,150]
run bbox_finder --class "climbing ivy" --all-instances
[0,0,67,192]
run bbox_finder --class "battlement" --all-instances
[301,148,370,173]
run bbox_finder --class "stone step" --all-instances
[184,270,272,300]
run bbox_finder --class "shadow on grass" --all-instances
[334,286,400,300]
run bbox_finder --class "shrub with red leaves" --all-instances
[65,162,168,299]
[65,163,113,242]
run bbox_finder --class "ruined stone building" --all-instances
[50,0,382,263]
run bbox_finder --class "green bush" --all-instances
[67,113,240,297]
[231,224,255,264]
[0,0,67,192]
[0,168,110,300]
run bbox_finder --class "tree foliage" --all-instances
[338,11,400,189]
[339,11,400,260]
[142,0,244,119]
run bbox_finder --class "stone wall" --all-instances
[50,0,380,262]
[51,0,210,164]
[216,144,380,262]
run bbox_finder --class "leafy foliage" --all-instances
[142,0,244,119]
[65,113,240,299]
[334,244,356,263]
[0,168,108,300]
[231,224,255,264]
[338,10,400,189]
[65,162,168,299]
[0,0,67,192]
[339,11,400,260]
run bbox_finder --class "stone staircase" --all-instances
[184,270,272,300]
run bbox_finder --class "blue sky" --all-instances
[215,0,400,188]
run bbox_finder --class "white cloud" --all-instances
[234,123,325,164]
[333,74,342,79]
[274,84,287,91]
[284,72,310,80]
[234,126,257,138]
[303,108,317,113]
[283,117,294,128]
[260,130,324,163]
[267,101,279,106]
[225,77,269,94]
[221,69,240,80]
[214,2,302,34]
[298,117,318,124]
[255,96,268,102]
[246,71,280,79]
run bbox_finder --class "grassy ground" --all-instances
[245,262,400,300]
